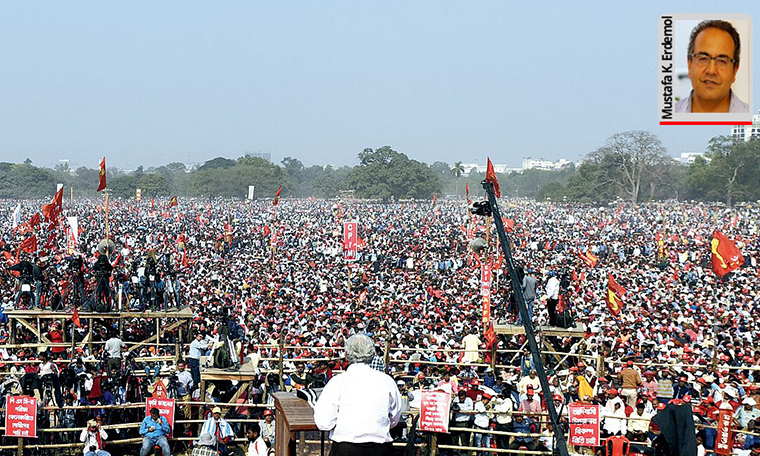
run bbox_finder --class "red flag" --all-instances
[358,289,368,304]
[169,196,178,208]
[20,236,37,254]
[465,182,471,205]
[97,157,106,192]
[432,193,437,206]
[486,157,501,198]
[41,187,64,222]
[151,197,156,210]
[72,306,82,328]
[29,213,41,228]
[484,322,497,348]
[711,231,744,277]
[181,249,188,268]
[263,226,271,237]
[272,185,282,206]
[606,274,626,316]
[578,250,598,268]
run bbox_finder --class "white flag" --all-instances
[11,204,21,229]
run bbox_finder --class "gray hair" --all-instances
[345,334,375,364]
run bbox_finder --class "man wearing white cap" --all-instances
[734,398,760,429]
[200,406,235,456]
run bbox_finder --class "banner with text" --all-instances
[715,408,733,455]
[5,396,37,438]
[419,390,451,433]
[343,221,358,261]
[568,403,600,447]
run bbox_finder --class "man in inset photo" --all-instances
[675,20,750,113]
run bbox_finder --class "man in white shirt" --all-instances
[314,334,401,456]
[545,271,560,327]
[473,394,492,453]
[247,424,268,456]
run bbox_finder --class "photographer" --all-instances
[92,254,113,311]
[70,255,86,307]
[80,419,110,456]
[9,257,35,308]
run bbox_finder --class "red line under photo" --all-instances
[660,121,752,125]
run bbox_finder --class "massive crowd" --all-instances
[0,195,759,455]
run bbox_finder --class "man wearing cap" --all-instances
[734,398,760,429]
[260,409,275,447]
[473,394,492,454]
[139,407,171,456]
[192,433,218,456]
[519,386,542,415]
[466,378,483,402]
[80,419,110,456]
[200,406,235,456]
[314,334,401,456]
[672,376,692,400]
[617,360,642,407]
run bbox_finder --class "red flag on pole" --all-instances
[465,182,471,205]
[20,236,37,254]
[272,185,282,206]
[71,306,82,328]
[711,230,744,277]
[169,196,178,208]
[486,158,500,198]
[97,157,107,192]
[432,193,437,206]
[606,274,626,316]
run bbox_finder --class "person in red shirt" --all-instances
[47,323,66,355]
[465,378,483,402]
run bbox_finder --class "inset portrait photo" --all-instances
[659,14,752,125]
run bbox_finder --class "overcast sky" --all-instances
[0,1,756,170]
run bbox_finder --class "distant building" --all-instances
[521,157,573,171]
[460,162,519,176]
[678,152,709,164]
[246,152,272,162]
[731,110,760,142]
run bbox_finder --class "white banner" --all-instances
[248,185,255,200]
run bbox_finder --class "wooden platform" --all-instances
[202,367,262,382]
[5,307,193,319]
[494,323,586,337]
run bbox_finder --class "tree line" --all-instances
[4,131,759,206]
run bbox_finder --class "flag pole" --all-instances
[104,192,110,242]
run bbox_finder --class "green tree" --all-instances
[348,146,441,200]
[138,173,171,197]
[198,157,236,171]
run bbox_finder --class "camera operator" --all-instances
[80,418,110,456]
[145,253,158,308]
[162,253,183,308]
[9,256,35,308]
[92,254,113,311]
[38,351,62,407]
[32,256,46,309]
[70,255,86,307]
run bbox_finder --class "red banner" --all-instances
[419,390,451,433]
[343,221,358,261]
[715,408,733,455]
[5,396,37,438]
[146,397,176,438]
[568,403,600,447]
[481,260,492,325]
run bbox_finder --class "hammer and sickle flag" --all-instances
[606,274,626,316]
[711,230,744,277]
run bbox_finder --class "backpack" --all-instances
[213,336,233,369]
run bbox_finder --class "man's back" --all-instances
[314,363,401,443]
